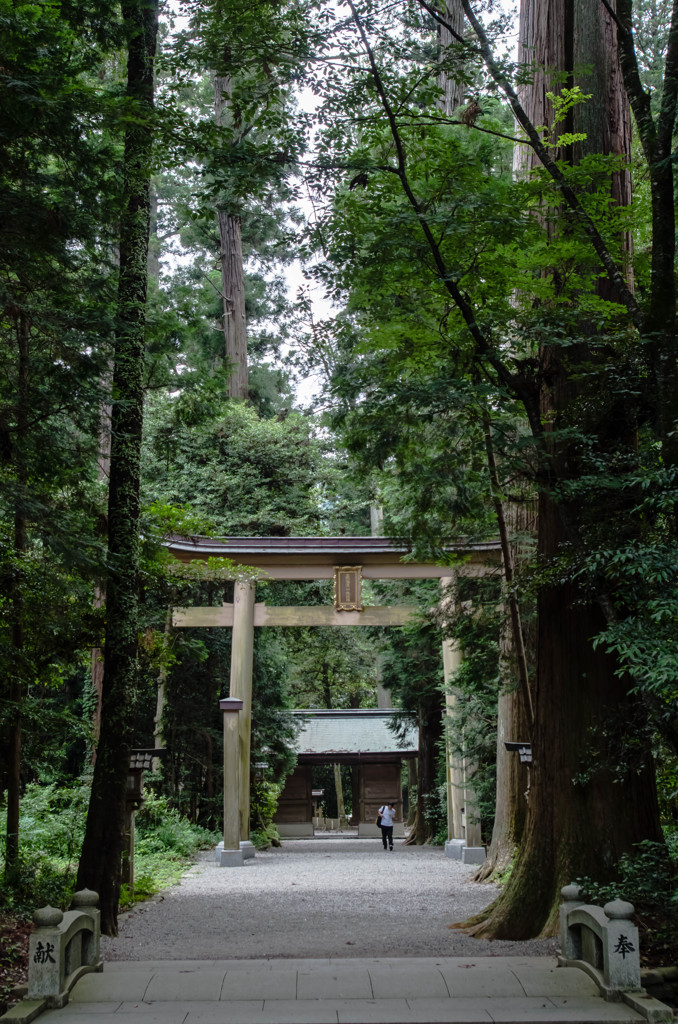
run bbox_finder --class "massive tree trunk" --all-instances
[468,500,662,937]
[475,668,530,880]
[214,76,248,399]
[460,0,663,937]
[90,370,112,756]
[474,416,535,881]
[76,0,158,937]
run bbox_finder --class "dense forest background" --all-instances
[1,0,678,987]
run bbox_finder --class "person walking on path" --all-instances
[378,802,395,850]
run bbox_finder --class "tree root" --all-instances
[447,900,498,934]
[448,892,560,940]
[473,860,493,883]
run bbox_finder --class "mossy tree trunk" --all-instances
[406,758,417,827]
[76,0,158,937]
[465,492,663,937]
[475,687,529,881]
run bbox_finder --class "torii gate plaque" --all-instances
[334,565,363,611]
[167,535,500,857]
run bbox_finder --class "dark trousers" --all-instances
[381,824,393,848]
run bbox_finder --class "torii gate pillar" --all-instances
[442,575,485,865]
[230,580,255,841]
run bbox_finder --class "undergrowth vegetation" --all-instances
[577,832,678,967]
[0,782,218,917]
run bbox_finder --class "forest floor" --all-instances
[0,916,32,1014]
[102,838,558,961]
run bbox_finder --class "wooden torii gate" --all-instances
[166,535,500,860]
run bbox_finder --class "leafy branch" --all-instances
[345,0,542,433]
[417,0,643,329]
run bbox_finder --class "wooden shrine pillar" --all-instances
[357,761,404,836]
[229,580,255,841]
[442,632,465,841]
[441,576,464,841]
[217,697,245,866]
[350,764,361,825]
[274,765,314,836]
[441,575,484,861]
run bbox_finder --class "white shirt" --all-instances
[379,805,395,826]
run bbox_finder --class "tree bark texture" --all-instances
[76,0,158,937]
[406,757,417,827]
[217,210,248,398]
[152,607,172,770]
[461,0,663,937]
[616,0,678,467]
[214,76,248,399]
[91,371,112,757]
[4,313,29,871]
[474,686,529,881]
[437,0,465,114]
[475,671,531,880]
[408,698,443,844]
[471,494,662,937]
[514,0,632,267]
[475,487,536,881]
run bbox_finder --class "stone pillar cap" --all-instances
[72,889,99,906]
[604,898,635,919]
[561,883,583,901]
[34,906,64,927]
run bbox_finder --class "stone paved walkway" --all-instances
[36,957,653,1024]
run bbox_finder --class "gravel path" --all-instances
[103,839,558,962]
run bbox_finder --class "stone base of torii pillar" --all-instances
[214,840,255,864]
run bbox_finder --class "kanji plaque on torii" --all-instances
[334,565,363,611]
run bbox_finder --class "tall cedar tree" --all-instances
[76,0,158,936]
[458,0,662,940]
[322,0,669,935]
[0,2,120,869]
